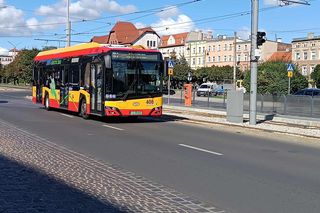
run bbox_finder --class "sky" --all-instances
[0,0,319,54]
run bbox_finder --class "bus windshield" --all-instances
[107,52,162,100]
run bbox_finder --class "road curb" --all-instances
[163,108,320,140]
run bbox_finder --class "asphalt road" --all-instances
[1,90,320,213]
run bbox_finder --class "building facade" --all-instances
[159,32,188,60]
[292,33,320,77]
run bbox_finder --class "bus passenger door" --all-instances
[60,66,69,108]
[90,63,104,114]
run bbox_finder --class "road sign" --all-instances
[168,60,174,68]
[287,63,294,71]
[168,68,173,76]
[288,71,293,78]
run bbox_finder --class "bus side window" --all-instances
[84,63,90,89]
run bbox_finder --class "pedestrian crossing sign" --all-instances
[168,60,174,68]
[287,64,294,71]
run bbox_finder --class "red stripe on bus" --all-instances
[68,101,79,112]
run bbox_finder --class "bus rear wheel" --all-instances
[44,94,50,111]
[80,99,89,119]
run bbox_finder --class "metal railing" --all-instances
[164,89,320,118]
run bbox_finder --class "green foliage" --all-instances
[194,65,243,83]
[243,61,308,94]
[311,64,320,87]
[172,56,193,82]
[1,48,40,84]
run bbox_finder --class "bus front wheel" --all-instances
[80,99,89,119]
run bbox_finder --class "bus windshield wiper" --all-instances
[122,79,136,101]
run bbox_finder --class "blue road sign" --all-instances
[287,64,294,71]
[168,60,174,68]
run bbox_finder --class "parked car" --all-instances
[162,88,176,95]
[196,83,218,97]
[293,88,320,97]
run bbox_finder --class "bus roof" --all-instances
[34,42,160,62]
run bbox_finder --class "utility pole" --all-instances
[66,0,71,47]
[249,0,259,125]
[233,31,237,89]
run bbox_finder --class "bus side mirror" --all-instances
[104,55,111,69]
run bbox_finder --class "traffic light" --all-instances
[257,31,266,46]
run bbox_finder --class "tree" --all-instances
[311,64,320,87]
[243,61,308,95]
[172,56,193,86]
[194,65,243,84]
[7,49,40,85]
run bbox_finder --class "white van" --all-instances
[196,83,218,96]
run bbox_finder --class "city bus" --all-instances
[32,42,164,119]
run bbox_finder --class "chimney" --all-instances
[307,32,314,39]
[207,30,213,40]
[276,38,282,43]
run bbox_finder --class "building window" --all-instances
[302,66,308,76]
[212,56,215,62]
[237,54,241,62]
[244,55,248,61]
[193,48,196,54]
[212,45,215,52]
[229,55,232,61]
[244,45,248,51]
[202,47,205,53]
[303,52,308,60]
[208,56,211,62]
[224,56,227,62]
[153,41,156,47]
[311,43,316,47]
[224,44,227,51]
[217,56,220,62]
[199,47,201,53]
[217,45,221,51]
[238,45,241,51]
[208,46,211,52]
[198,58,201,65]
[311,51,316,60]
[295,52,300,60]
[192,58,195,65]
[310,65,315,73]
[296,44,300,48]
[229,44,232,51]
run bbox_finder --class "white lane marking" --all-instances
[102,124,124,131]
[60,113,74,118]
[179,144,224,156]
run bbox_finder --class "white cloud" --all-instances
[36,0,136,20]
[0,0,137,36]
[264,0,280,6]
[0,47,8,55]
[156,6,179,19]
[135,22,146,29]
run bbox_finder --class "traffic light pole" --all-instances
[249,0,259,125]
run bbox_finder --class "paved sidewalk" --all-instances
[163,105,320,139]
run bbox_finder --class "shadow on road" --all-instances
[0,154,125,213]
[44,107,188,124]
[0,100,8,104]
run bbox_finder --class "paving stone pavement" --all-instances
[0,119,225,213]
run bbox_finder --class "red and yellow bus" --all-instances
[32,42,164,118]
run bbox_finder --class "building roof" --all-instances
[159,32,189,48]
[91,35,109,44]
[90,22,158,45]
[268,51,292,62]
